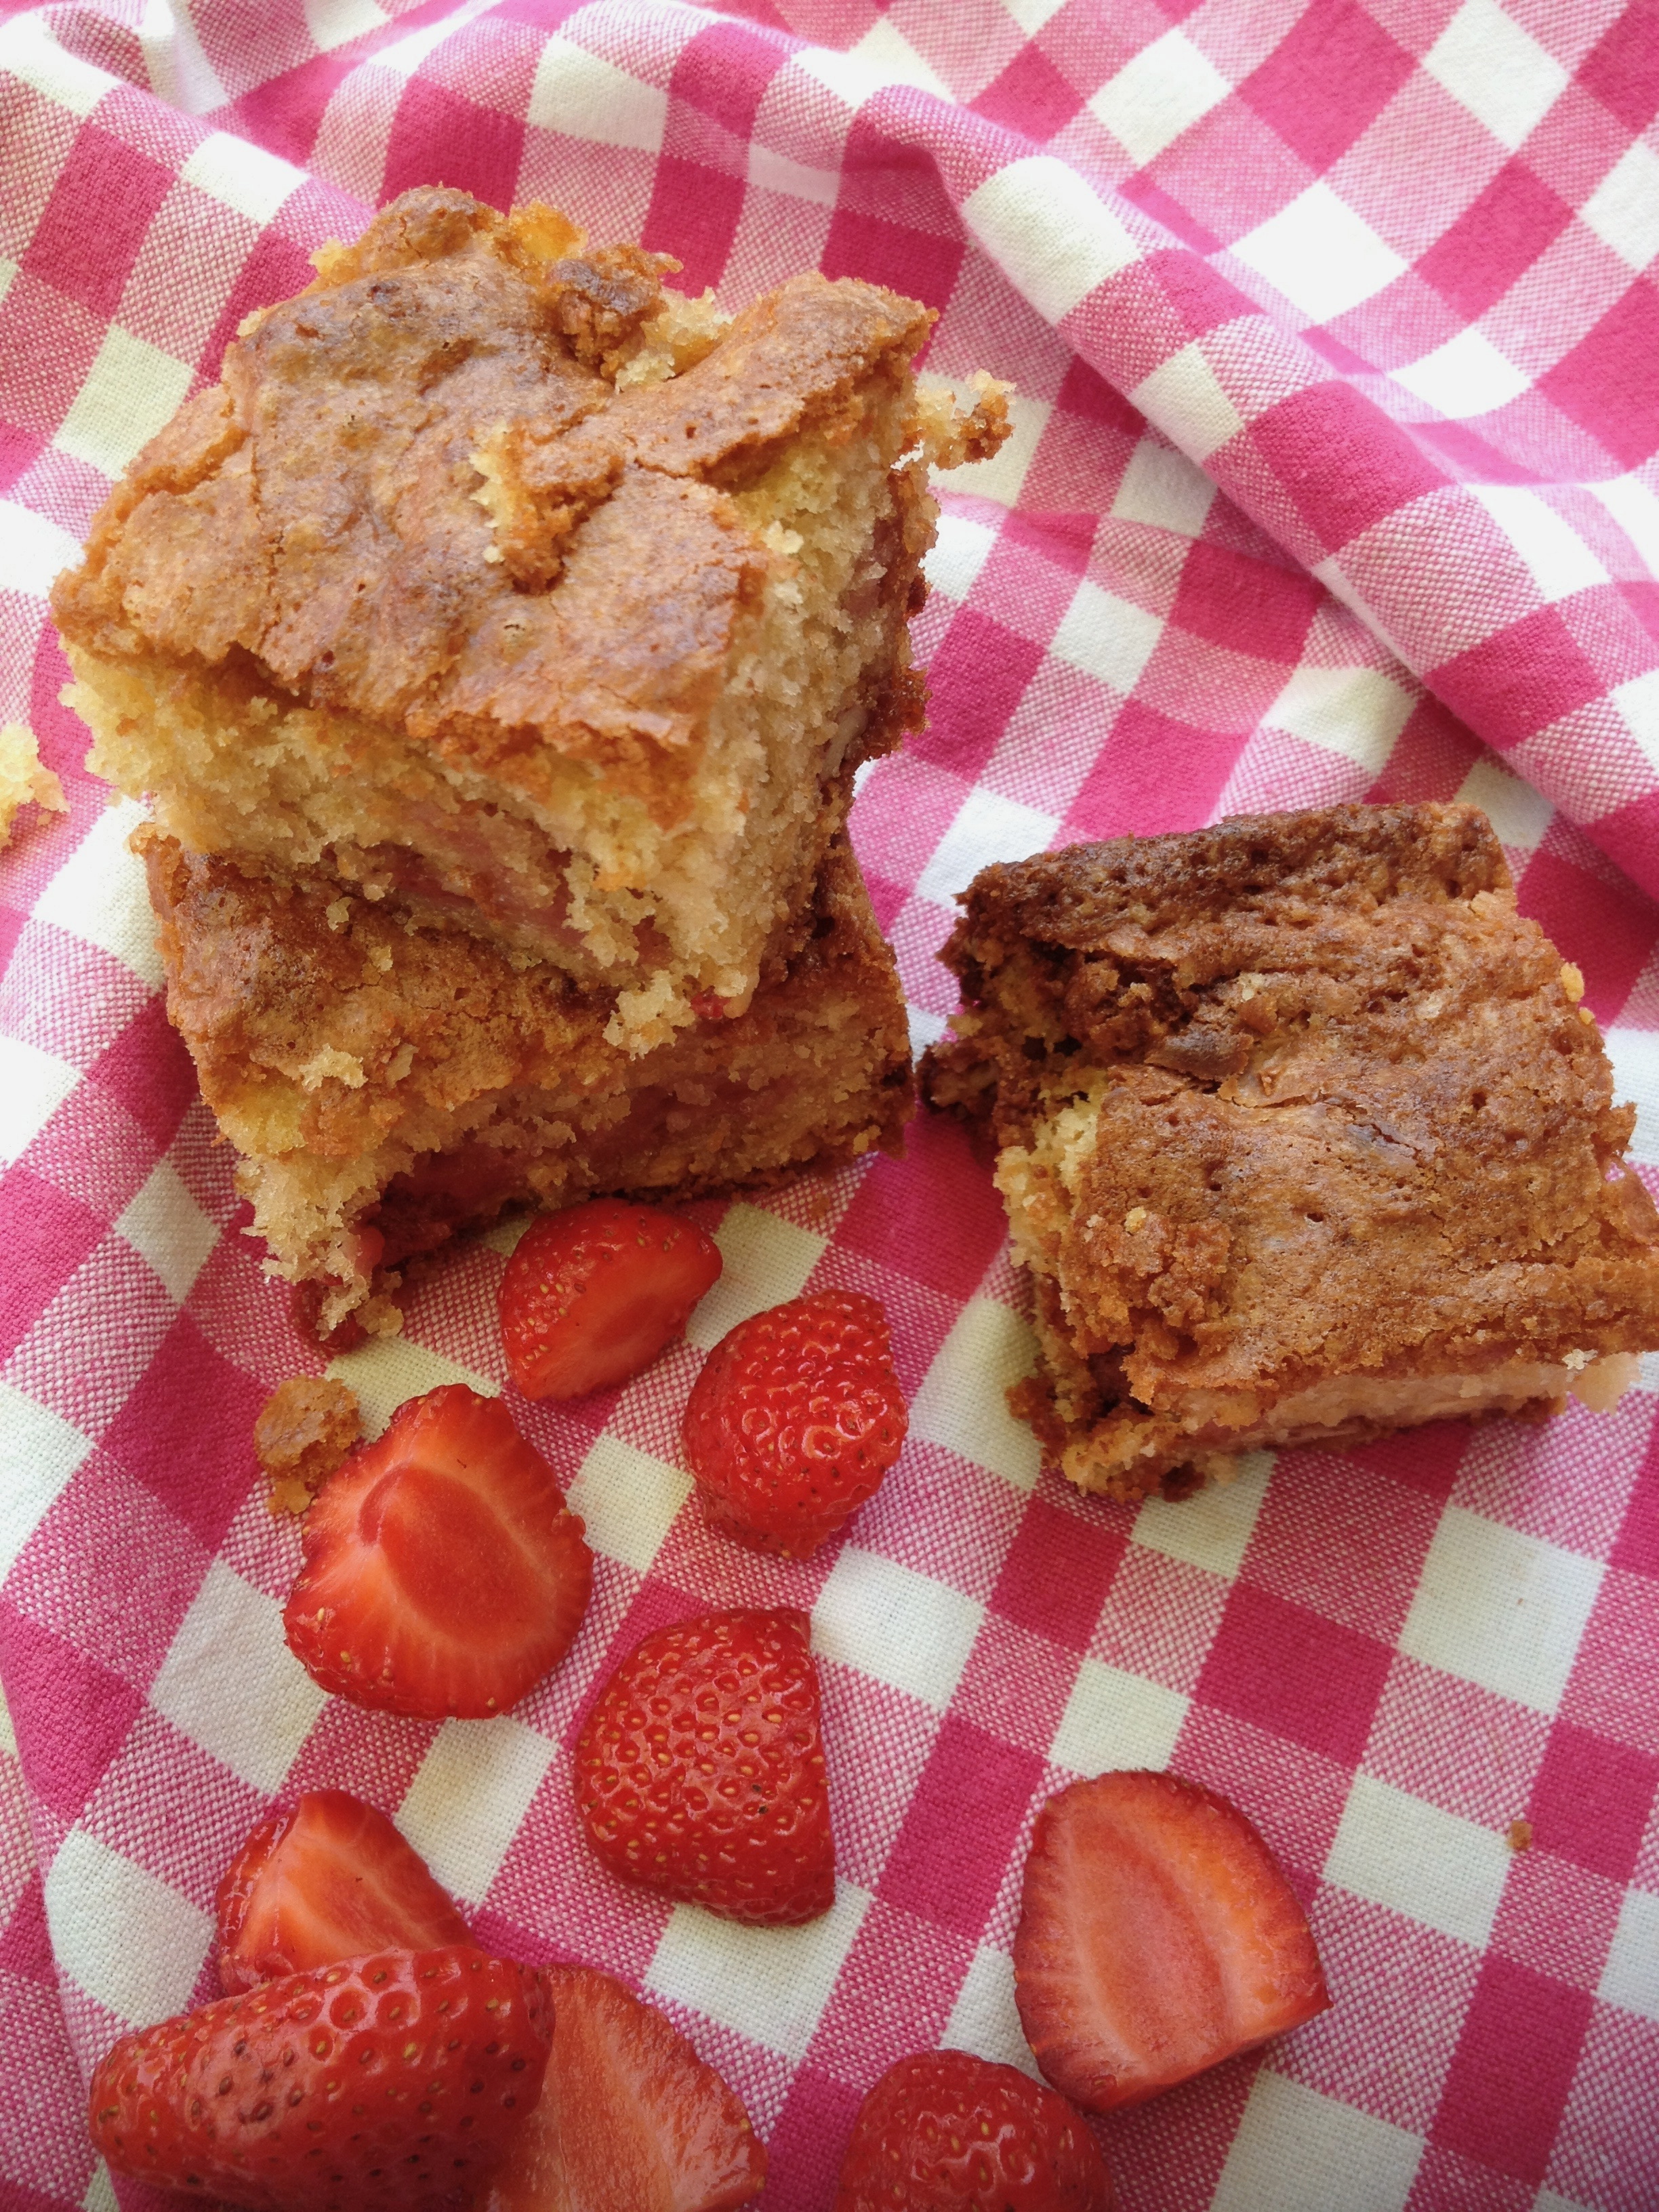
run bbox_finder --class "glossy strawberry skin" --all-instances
[682,1290,907,1557]
[1014,1770,1330,2112]
[216,1790,471,1995]
[484,1964,766,2212]
[834,2051,1113,2212]
[89,1944,552,2211]
[575,1609,834,1927]
[499,1199,722,1400]
[283,1385,592,1720]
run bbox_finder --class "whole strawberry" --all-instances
[89,1944,551,2211]
[682,1290,907,1555]
[834,2051,1113,2211]
[575,1609,834,1926]
[499,1198,722,1399]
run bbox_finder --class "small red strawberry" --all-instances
[1014,1770,1330,2111]
[216,1789,472,1994]
[89,1944,551,2211]
[682,1290,907,1556]
[284,1385,592,1719]
[575,1609,834,1927]
[483,1964,766,2211]
[499,1199,722,1399]
[834,2051,1113,2211]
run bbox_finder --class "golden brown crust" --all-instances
[140,824,914,1329]
[53,189,935,790]
[924,803,1659,1494]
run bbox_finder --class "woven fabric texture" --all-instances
[2,2,1659,2207]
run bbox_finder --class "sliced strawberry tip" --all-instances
[215,1789,471,1993]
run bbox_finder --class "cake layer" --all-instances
[57,188,1007,1049]
[924,802,1659,1499]
[141,827,913,1336]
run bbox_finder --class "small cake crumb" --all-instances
[1507,1818,1533,1853]
[255,1376,363,1514]
[0,722,66,846]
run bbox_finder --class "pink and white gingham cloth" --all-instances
[3,3,1659,2206]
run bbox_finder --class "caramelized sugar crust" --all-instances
[924,803,1659,1497]
[141,827,913,1335]
[57,188,1007,1042]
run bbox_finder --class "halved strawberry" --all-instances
[1013,1769,1330,2111]
[834,2050,1113,2211]
[90,1945,550,2211]
[483,1964,766,2211]
[216,1788,472,1994]
[575,1609,834,1926]
[499,1199,722,1399]
[284,1385,592,1718]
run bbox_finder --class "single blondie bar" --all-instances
[924,803,1659,1500]
[141,828,912,1338]
[56,187,1006,1048]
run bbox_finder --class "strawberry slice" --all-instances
[215,1788,472,1994]
[284,1385,592,1718]
[499,1199,722,1399]
[1014,1770,1330,2111]
[483,1964,766,2211]
[575,1609,834,1926]
[90,1944,550,2211]
[834,2050,1113,2211]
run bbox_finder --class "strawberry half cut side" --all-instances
[216,1788,472,1993]
[834,2050,1113,2212]
[484,1963,766,2212]
[284,1384,592,1718]
[499,1198,722,1399]
[1014,1769,1330,2111]
[575,1608,835,1927]
[90,1944,551,2212]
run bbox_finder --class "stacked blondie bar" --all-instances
[54,187,1008,1334]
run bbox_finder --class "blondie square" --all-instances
[924,803,1659,1500]
[56,188,1006,1049]
[140,827,912,1337]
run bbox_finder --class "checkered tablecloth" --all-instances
[3,1,1659,2206]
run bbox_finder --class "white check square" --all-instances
[1398,1505,1603,1714]
[1325,1771,1507,1948]
[1089,30,1231,169]
[150,1560,326,1795]
[814,1547,983,1710]
[1232,183,1408,324]
[647,1881,870,2060]
[1422,0,1568,152]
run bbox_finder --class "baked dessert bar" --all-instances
[924,802,1659,1500]
[56,187,1006,1050]
[140,827,912,1338]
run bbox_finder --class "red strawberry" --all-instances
[216,1789,471,1994]
[499,1199,722,1399]
[575,1609,834,1927]
[483,1964,766,2211]
[284,1385,592,1719]
[834,2051,1113,2212]
[89,1944,551,2211]
[1014,1770,1330,2111]
[682,1290,907,1556]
